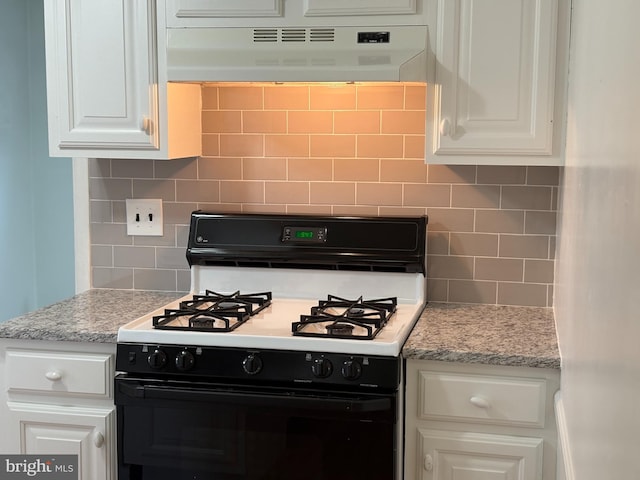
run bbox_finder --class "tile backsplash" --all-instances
[89,83,558,307]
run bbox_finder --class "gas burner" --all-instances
[291,295,397,340]
[153,290,272,332]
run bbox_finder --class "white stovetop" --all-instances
[117,266,426,357]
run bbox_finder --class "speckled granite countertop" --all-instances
[0,289,185,343]
[403,302,560,369]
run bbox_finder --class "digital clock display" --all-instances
[295,231,314,239]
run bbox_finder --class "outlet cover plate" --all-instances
[126,199,163,236]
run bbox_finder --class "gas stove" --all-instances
[115,212,428,480]
[117,211,428,359]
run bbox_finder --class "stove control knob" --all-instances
[242,354,263,375]
[147,349,168,369]
[175,350,195,371]
[341,359,362,381]
[311,358,333,378]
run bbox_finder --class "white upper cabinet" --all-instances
[303,0,417,16]
[44,0,201,159]
[427,0,569,165]
[167,0,283,23]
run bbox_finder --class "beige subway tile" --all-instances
[243,157,287,180]
[380,159,427,183]
[90,200,113,223]
[112,159,154,178]
[427,255,473,280]
[452,185,500,208]
[427,232,449,255]
[310,135,355,157]
[404,184,451,208]
[497,282,547,307]
[112,201,126,223]
[242,110,287,134]
[357,135,404,158]
[379,206,427,216]
[404,85,427,109]
[381,111,425,134]
[524,259,555,283]
[334,111,380,134]
[90,178,132,201]
[176,179,220,203]
[264,85,309,110]
[201,86,218,109]
[286,205,332,215]
[133,269,178,291]
[220,181,265,204]
[332,205,379,216]
[288,111,333,133]
[155,158,198,179]
[450,233,498,257]
[547,285,554,307]
[427,279,448,302]
[288,158,333,181]
[92,267,133,289]
[527,166,560,186]
[404,135,426,159]
[88,217,116,248]
[426,208,474,232]
[310,182,355,205]
[89,158,110,178]
[195,203,241,214]
[265,181,309,204]
[499,234,549,259]
[198,157,242,180]
[265,134,309,157]
[334,158,379,181]
[242,204,285,214]
[202,111,242,133]
[356,183,402,206]
[177,270,191,292]
[551,186,558,210]
[448,279,497,304]
[477,166,526,184]
[525,211,557,234]
[549,235,556,259]
[219,86,263,110]
[202,134,220,156]
[163,202,197,225]
[220,134,264,157]
[114,246,155,268]
[176,225,190,246]
[91,245,113,267]
[501,186,553,210]
[475,257,523,281]
[475,209,524,234]
[133,179,176,201]
[357,84,404,109]
[309,84,356,110]
[428,165,476,184]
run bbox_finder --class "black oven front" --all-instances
[115,374,398,480]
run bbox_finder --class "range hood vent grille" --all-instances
[253,28,336,44]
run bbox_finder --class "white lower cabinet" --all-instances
[405,360,560,480]
[0,340,116,480]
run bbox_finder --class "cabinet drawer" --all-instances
[5,349,112,398]
[418,371,546,427]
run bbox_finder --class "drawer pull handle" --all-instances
[470,395,490,409]
[424,454,433,472]
[439,118,451,136]
[45,370,62,381]
[93,432,105,448]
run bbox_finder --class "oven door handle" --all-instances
[117,381,392,413]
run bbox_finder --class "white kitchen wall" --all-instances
[554,1,640,478]
[0,0,75,322]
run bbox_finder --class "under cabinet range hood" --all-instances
[166,25,429,83]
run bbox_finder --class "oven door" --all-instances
[115,375,397,480]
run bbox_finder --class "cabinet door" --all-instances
[303,0,417,16]
[44,0,159,155]
[432,0,558,157]
[8,403,115,480]
[417,429,543,480]
[167,0,283,19]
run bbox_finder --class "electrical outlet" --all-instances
[126,199,163,236]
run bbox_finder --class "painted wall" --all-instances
[0,0,75,322]
[554,0,640,478]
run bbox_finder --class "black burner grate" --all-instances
[153,290,272,332]
[292,295,397,340]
